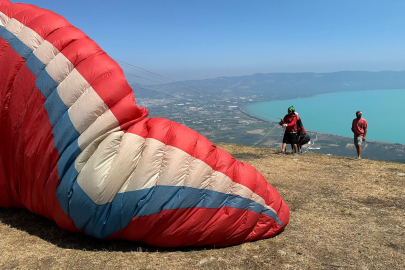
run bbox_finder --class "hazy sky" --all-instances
[11,0,405,82]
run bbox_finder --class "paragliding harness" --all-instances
[296,118,310,152]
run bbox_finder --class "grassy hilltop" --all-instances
[1,143,404,269]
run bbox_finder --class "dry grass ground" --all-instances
[1,143,404,270]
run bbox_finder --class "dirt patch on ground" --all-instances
[1,143,404,269]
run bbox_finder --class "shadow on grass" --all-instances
[0,208,219,253]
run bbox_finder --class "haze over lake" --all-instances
[245,89,405,145]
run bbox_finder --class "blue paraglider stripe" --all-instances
[0,26,15,43]
[56,163,79,215]
[57,139,81,181]
[10,36,33,59]
[35,70,58,99]
[66,183,284,239]
[26,53,46,77]
[33,67,82,157]
[45,89,69,127]
[0,26,33,60]
[52,111,80,155]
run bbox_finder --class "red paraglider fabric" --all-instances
[0,0,289,247]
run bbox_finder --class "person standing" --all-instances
[351,111,368,160]
[279,106,298,155]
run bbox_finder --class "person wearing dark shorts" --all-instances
[283,131,298,145]
[279,106,298,155]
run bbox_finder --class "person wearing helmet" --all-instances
[279,106,298,155]
[351,111,368,159]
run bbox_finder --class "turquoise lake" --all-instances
[245,89,405,145]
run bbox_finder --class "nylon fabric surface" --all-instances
[0,0,290,247]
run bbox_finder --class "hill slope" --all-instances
[1,144,404,269]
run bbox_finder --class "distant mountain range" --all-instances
[143,71,405,101]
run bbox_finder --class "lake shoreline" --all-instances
[243,89,405,145]
[240,103,405,147]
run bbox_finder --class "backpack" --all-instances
[296,118,303,136]
[296,117,310,146]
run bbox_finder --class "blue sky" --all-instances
[13,0,405,82]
